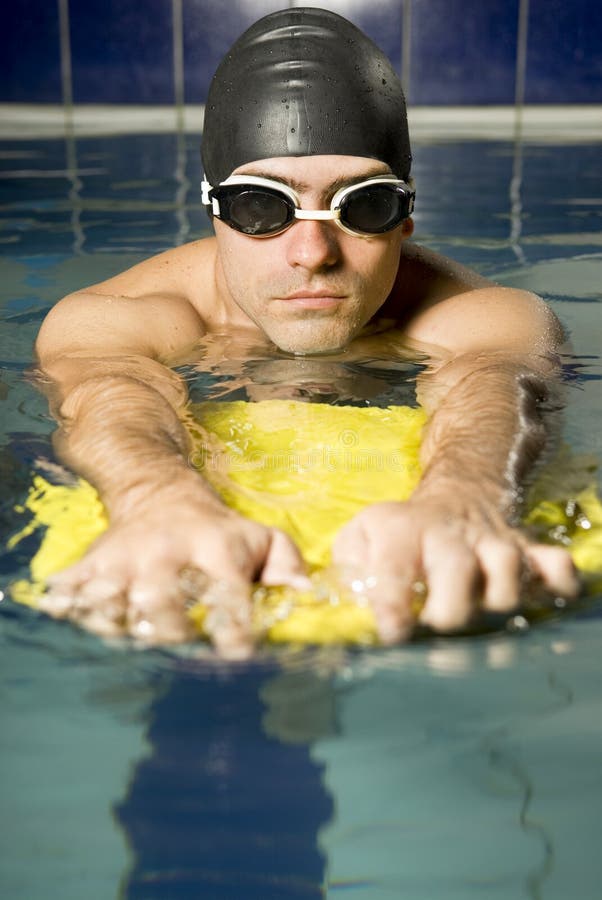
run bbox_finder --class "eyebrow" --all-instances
[242,168,390,195]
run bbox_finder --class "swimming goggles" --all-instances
[201,174,415,238]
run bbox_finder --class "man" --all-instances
[35,8,577,657]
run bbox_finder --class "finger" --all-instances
[40,573,128,636]
[201,580,255,660]
[41,559,98,616]
[127,575,197,643]
[43,562,93,610]
[188,543,258,656]
[66,575,128,636]
[367,572,416,644]
[420,542,480,632]
[75,576,126,613]
[333,519,420,643]
[477,537,523,613]
[524,544,580,599]
[46,561,92,591]
[331,518,369,568]
[74,605,127,638]
[191,537,259,585]
[260,529,310,589]
[38,585,78,618]
[211,621,255,661]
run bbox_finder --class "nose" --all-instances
[284,218,341,271]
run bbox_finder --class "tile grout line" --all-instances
[509,0,531,262]
[172,0,185,123]
[514,0,530,110]
[57,0,85,254]
[401,0,412,103]
[57,0,73,111]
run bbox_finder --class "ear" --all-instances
[400,217,414,239]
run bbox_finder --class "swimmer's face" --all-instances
[213,155,413,355]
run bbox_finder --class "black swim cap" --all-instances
[202,7,411,184]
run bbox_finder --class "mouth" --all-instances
[278,291,346,310]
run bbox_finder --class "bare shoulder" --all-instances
[94,236,217,303]
[396,242,492,297]
[37,238,217,364]
[394,242,565,356]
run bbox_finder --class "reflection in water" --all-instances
[109,630,600,900]
[176,333,426,408]
[2,588,602,898]
[115,662,334,899]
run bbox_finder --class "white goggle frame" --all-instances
[201,174,415,238]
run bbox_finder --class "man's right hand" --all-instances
[38,486,309,659]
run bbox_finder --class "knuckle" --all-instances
[442,546,478,577]
[485,590,520,613]
[554,550,578,576]
[491,540,522,567]
[427,607,470,633]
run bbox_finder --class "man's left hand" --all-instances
[332,491,580,643]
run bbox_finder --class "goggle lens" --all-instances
[221,187,294,235]
[340,184,406,234]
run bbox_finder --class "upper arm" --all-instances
[409,288,568,416]
[405,286,567,359]
[34,290,206,410]
[36,289,206,366]
[36,239,214,367]
[34,243,209,409]
[395,243,565,359]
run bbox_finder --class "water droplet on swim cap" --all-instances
[201,7,411,183]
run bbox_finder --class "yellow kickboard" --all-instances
[8,400,602,644]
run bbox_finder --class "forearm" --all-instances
[49,369,217,520]
[417,356,554,519]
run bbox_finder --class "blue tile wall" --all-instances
[1,0,601,105]
[69,0,174,103]
[2,0,62,102]
[409,0,520,104]
[526,0,602,102]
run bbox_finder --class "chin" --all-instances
[266,321,357,357]
[273,335,351,357]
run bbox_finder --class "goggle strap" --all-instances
[200,180,212,204]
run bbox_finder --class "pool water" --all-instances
[1,131,601,899]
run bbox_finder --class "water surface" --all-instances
[1,133,601,899]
